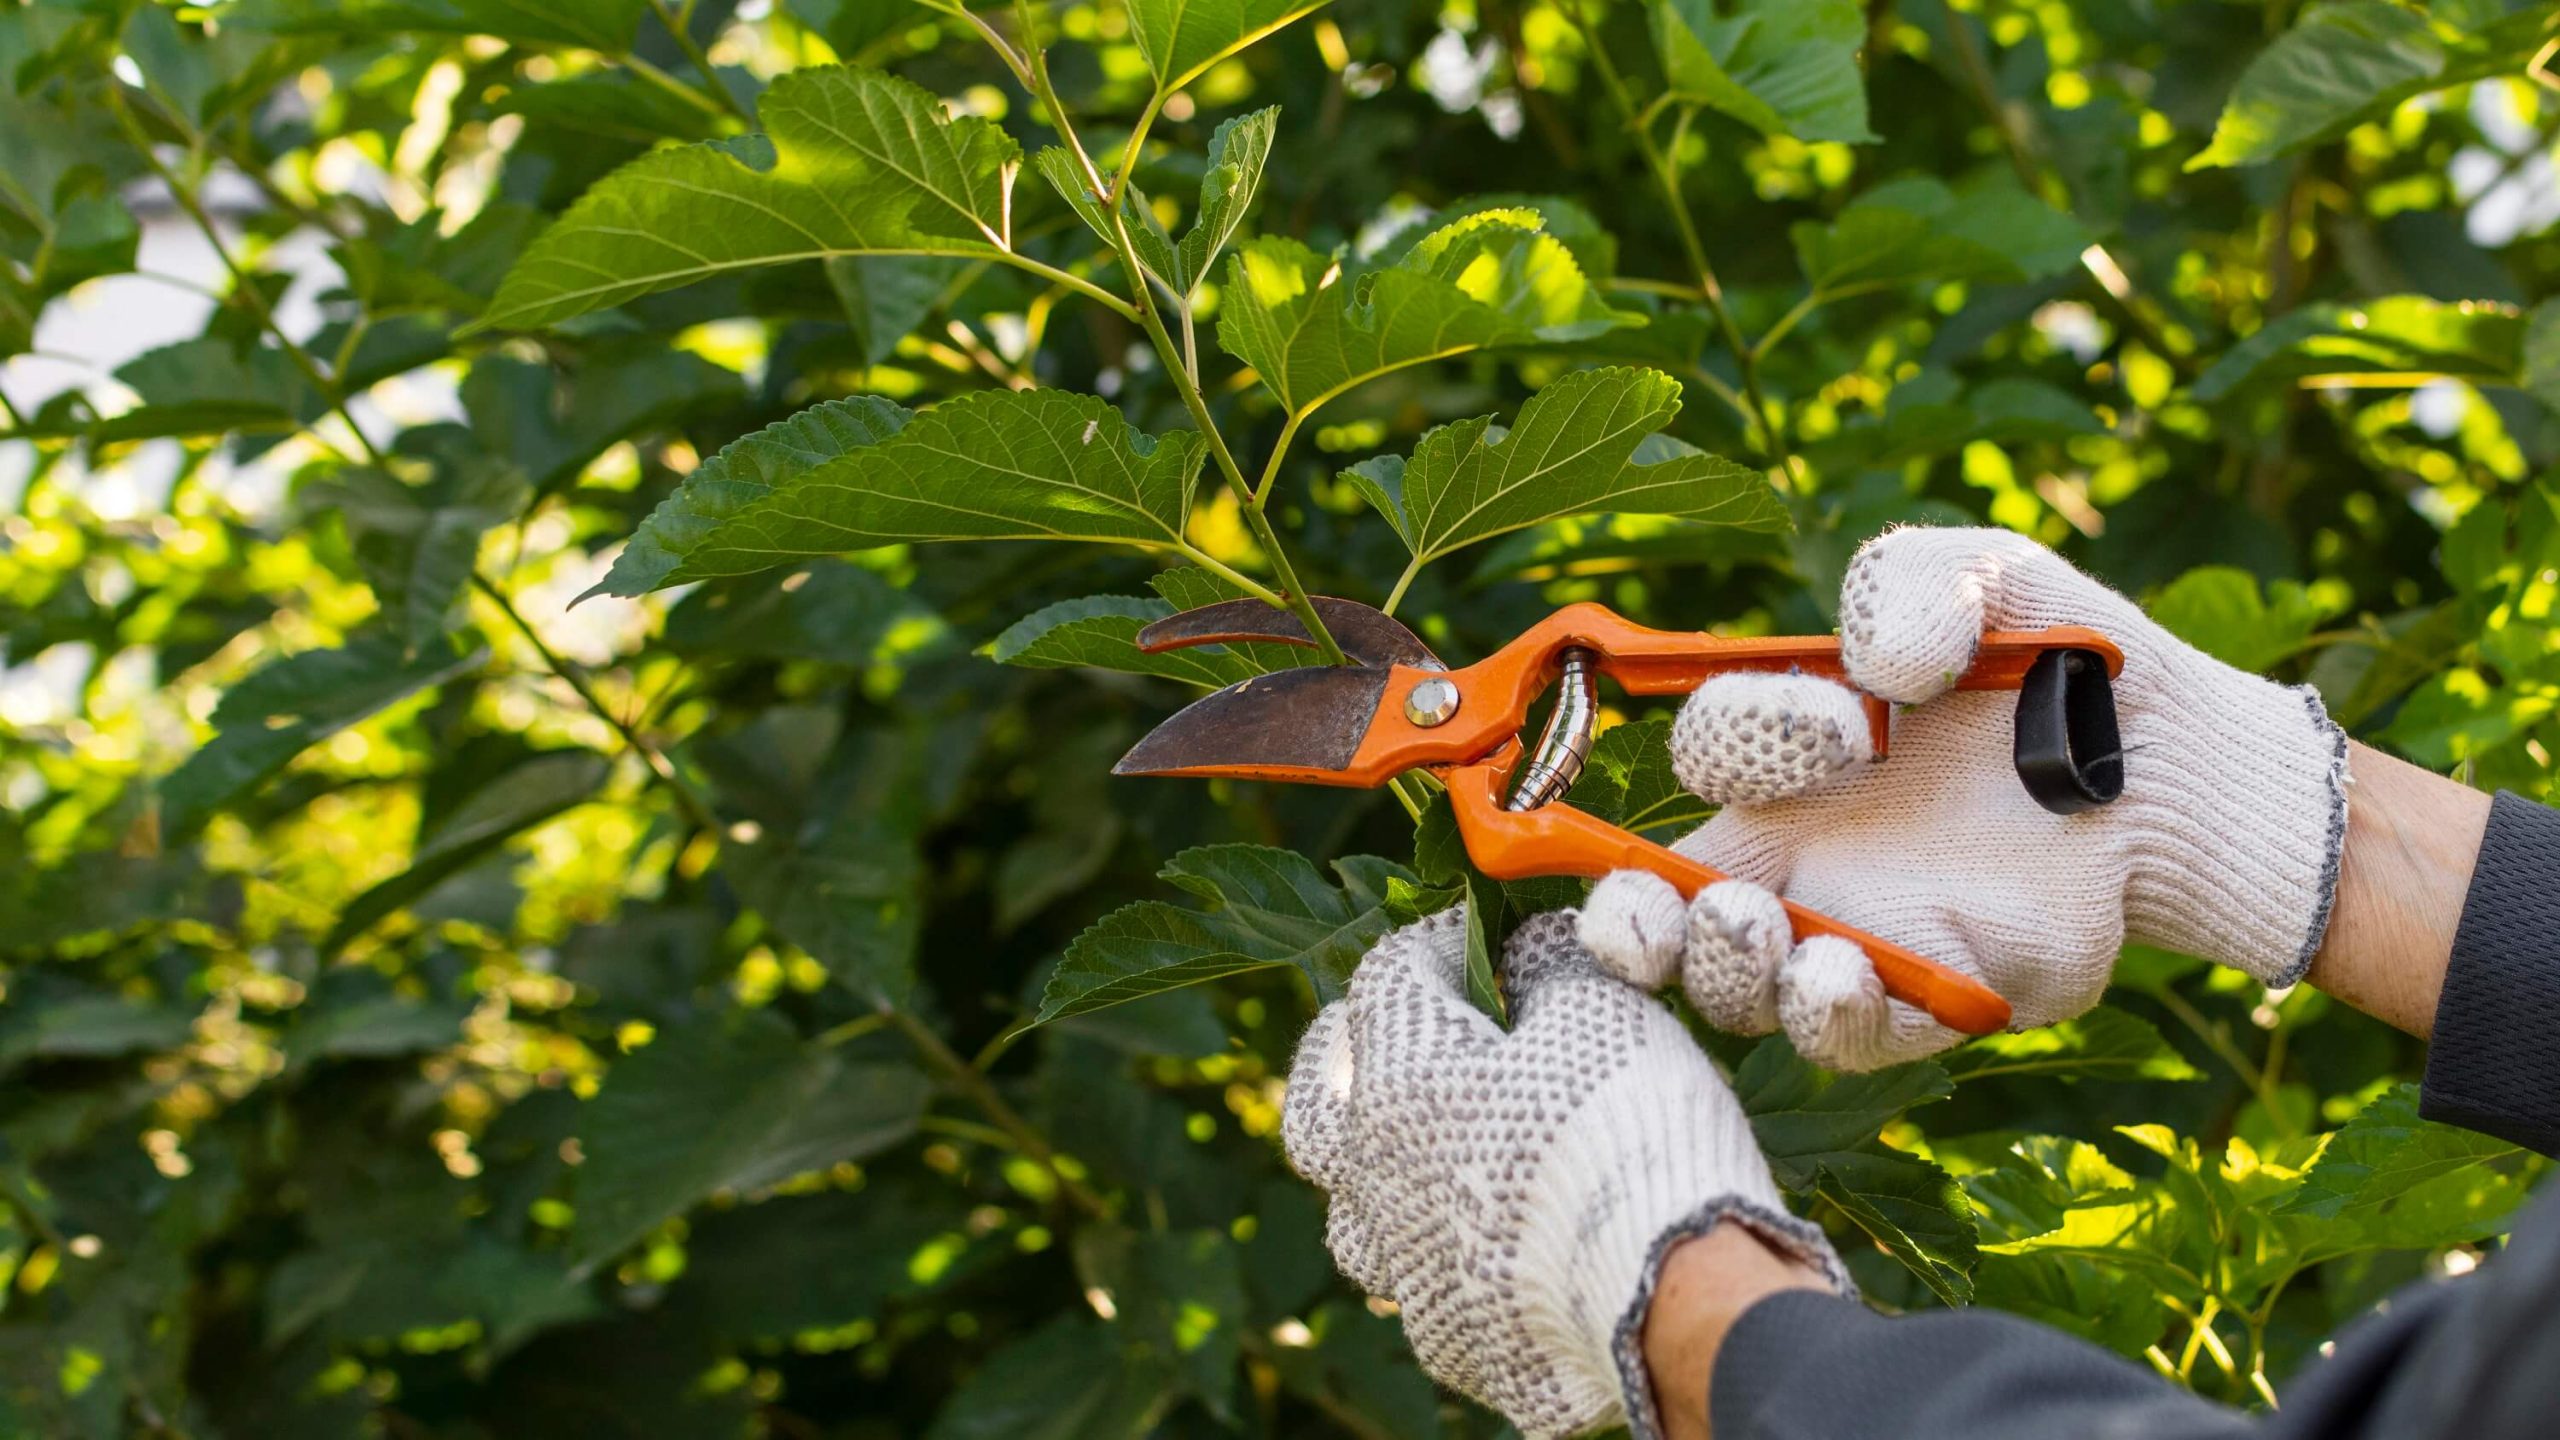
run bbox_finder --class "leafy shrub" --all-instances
[2,0,2556,1433]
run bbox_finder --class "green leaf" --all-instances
[726,813,926,1006]
[1035,146,1186,289]
[1127,0,1329,94]
[1176,106,1279,294]
[992,596,1259,688]
[2147,566,2345,674]
[1266,1302,1444,1439]
[1941,1007,2203,1085]
[0,984,196,1074]
[159,633,485,838]
[828,254,964,364]
[1218,210,1636,420]
[494,72,723,144]
[480,65,1021,331]
[1815,1151,1978,1304]
[323,749,609,955]
[1343,367,1782,579]
[2279,1084,2521,1240]
[587,396,909,600]
[1566,715,1712,843]
[2525,297,2560,415]
[1790,176,2091,298]
[1074,1227,1247,1421]
[1650,0,1876,144]
[460,349,742,497]
[94,336,315,442]
[1037,847,1414,1022]
[309,440,530,650]
[2192,295,2528,401]
[1733,1034,1954,1190]
[571,1009,929,1266]
[925,1314,1174,1440]
[2187,1,2555,169]
[226,0,649,49]
[669,1181,980,1342]
[663,389,1208,587]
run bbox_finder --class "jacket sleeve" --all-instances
[2420,791,2560,1155]
[1710,1188,2560,1440]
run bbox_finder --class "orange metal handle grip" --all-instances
[1443,761,2014,1035]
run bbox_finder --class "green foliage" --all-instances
[2,0,2556,1432]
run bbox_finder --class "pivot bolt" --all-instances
[1404,677,1461,727]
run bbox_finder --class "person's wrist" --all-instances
[1636,1225,1830,1440]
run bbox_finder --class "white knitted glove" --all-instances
[1282,907,1851,1439]
[1578,526,2350,1072]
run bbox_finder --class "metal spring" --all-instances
[1505,646,1598,811]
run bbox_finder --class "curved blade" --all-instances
[1135,597,1441,670]
[1113,666,1394,780]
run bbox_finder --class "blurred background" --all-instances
[3,0,2558,1434]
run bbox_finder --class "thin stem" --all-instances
[1106,88,1170,209]
[471,572,721,829]
[1751,291,1820,361]
[1567,7,1799,486]
[886,1009,1111,1218]
[108,84,385,464]
[1007,19,1347,664]
[1178,545,1288,608]
[1251,410,1308,506]
[1381,559,1423,618]
[645,0,754,124]
[622,51,736,121]
[1002,252,1144,323]
[1605,275,1707,301]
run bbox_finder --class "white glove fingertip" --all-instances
[1669,671,1876,805]
[1778,935,1968,1071]
[1579,871,1688,990]
[1839,529,1998,704]
[1682,879,1788,1035]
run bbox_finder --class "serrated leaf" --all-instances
[2191,295,2526,401]
[1565,716,1712,843]
[1128,0,1329,94]
[925,1313,1175,1440]
[460,349,741,497]
[1176,106,1278,293]
[1074,1227,1246,1421]
[991,596,1259,688]
[227,0,648,48]
[160,633,485,838]
[572,1008,929,1266]
[666,389,1208,587]
[95,335,315,442]
[1218,211,1636,420]
[324,749,609,955]
[1815,1151,1977,1304]
[1790,176,2091,298]
[726,813,926,1005]
[1342,367,1782,580]
[587,395,908,600]
[2279,1084,2520,1229]
[1942,1007,2202,1085]
[2186,1,2554,170]
[310,440,530,650]
[1650,0,1876,144]
[481,65,1020,331]
[1036,847,1413,1022]
[1733,1034,1954,1191]
[2147,566,2345,674]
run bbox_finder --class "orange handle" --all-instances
[1443,759,2014,1035]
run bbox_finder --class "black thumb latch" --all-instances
[2014,649,2124,815]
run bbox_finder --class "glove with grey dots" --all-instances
[1579,526,2350,1072]
[1283,907,1850,1439]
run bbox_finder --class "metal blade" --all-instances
[1135,597,1441,670]
[1112,665,1393,778]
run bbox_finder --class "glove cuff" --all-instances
[2121,660,2350,986]
[1608,1197,1854,1440]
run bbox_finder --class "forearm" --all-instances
[2302,742,2490,1038]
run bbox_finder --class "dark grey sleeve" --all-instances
[2421,791,2560,1157]
[1710,1167,2560,1440]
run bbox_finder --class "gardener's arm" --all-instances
[1655,1179,2560,1440]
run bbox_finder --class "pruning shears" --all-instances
[1112,596,2129,1036]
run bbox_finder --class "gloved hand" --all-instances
[1283,907,1850,1439]
[1579,526,2350,1071]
